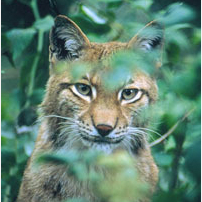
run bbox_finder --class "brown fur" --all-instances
[17,15,163,202]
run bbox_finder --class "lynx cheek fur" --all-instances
[17,15,163,202]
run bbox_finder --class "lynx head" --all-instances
[41,15,163,154]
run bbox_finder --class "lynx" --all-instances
[17,15,163,202]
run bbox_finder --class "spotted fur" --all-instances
[17,15,163,202]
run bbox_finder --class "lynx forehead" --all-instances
[17,14,162,202]
[43,15,161,154]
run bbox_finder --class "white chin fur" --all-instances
[81,139,116,154]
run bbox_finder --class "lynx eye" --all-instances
[75,83,92,96]
[122,89,139,100]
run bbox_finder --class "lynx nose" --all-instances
[96,124,113,137]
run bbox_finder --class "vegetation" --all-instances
[2,0,200,202]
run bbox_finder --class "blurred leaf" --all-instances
[82,150,100,165]
[153,190,186,202]
[70,62,92,81]
[165,136,176,152]
[24,140,35,156]
[1,34,16,67]
[29,88,45,105]
[68,162,88,181]
[185,140,201,182]
[166,29,190,49]
[166,23,192,30]
[17,107,37,127]
[81,5,107,24]
[192,28,201,45]
[1,180,7,201]
[2,149,16,172]
[33,15,54,31]
[72,14,110,34]
[2,93,19,122]
[8,175,21,199]
[66,198,89,202]
[96,151,148,202]
[107,0,123,9]
[96,0,121,2]
[18,0,31,5]
[166,42,180,63]
[37,151,80,165]
[154,153,173,167]
[132,0,153,10]
[103,50,156,90]
[1,123,16,141]
[157,3,196,26]
[6,28,36,60]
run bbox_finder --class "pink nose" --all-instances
[96,124,113,137]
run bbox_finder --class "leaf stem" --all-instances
[149,108,195,147]
[30,0,40,20]
[24,0,44,108]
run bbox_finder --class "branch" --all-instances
[149,108,195,147]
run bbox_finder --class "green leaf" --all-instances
[167,23,192,30]
[157,3,195,26]
[37,151,80,165]
[1,122,16,140]
[165,136,176,151]
[95,0,121,2]
[2,34,11,53]
[69,162,88,181]
[2,149,16,171]
[166,29,190,49]
[185,140,201,181]
[18,0,31,5]
[192,28,201,45]
[154,153,173,167]
[33,15,54,31]
[132,0,153,10]
[81,5,107,24]
[2,93,19,122]
[30,88,45,105]
[6,28,36,60]
[82,150,100,165]
[66,198,89,202]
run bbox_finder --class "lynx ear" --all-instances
[128,21,163,52]
[49,15,90,61]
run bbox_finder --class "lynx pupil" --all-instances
[76,83,91,96]
[122,89,138,100]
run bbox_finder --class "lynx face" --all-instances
[42,15,162,154]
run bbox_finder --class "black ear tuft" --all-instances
[49,15,90,61]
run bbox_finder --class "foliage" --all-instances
[37,150,148,202]
[1,0,200,202]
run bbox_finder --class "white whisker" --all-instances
[42,114,76,122]
[137,127,162,137]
